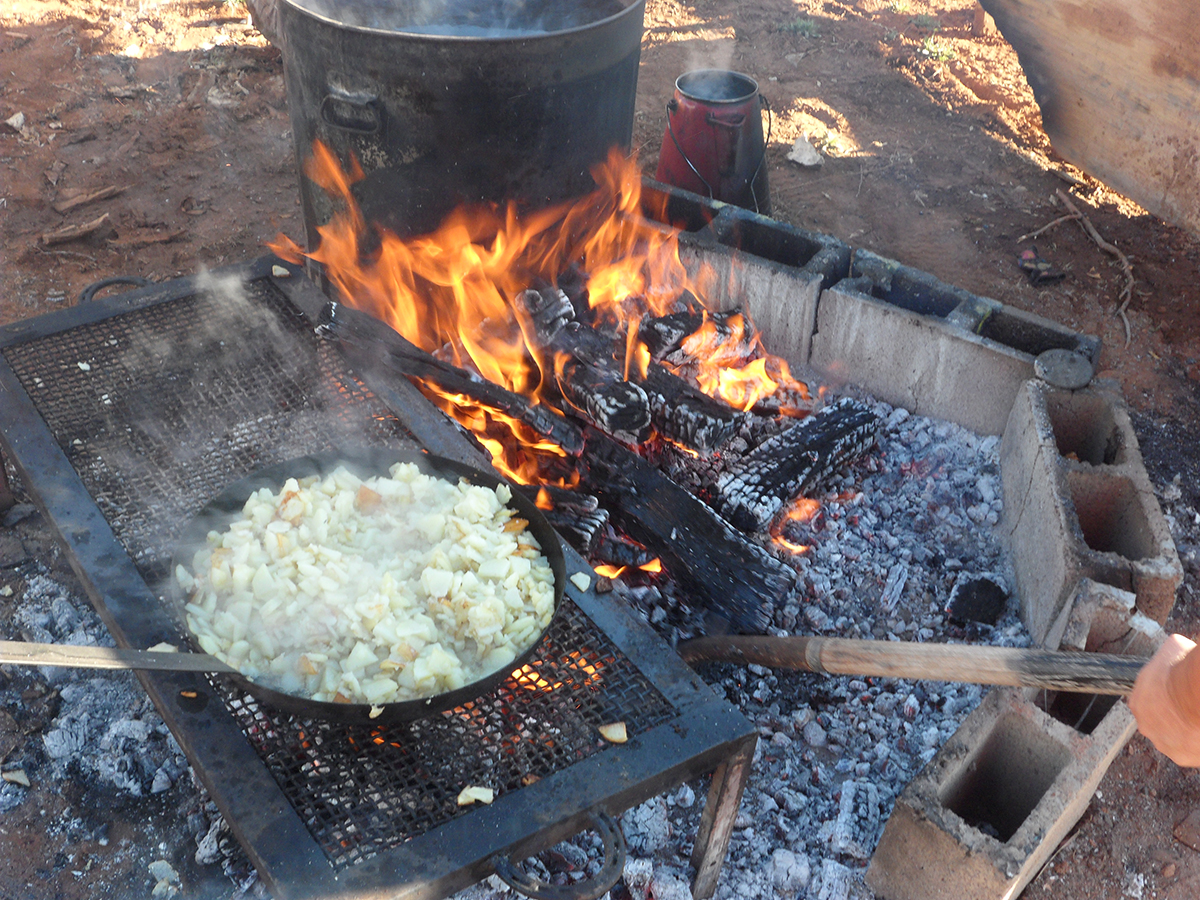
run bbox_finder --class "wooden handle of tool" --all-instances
[676,634,1148,695]
[0,640,236,674]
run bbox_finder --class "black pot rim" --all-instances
[278,0,644,43]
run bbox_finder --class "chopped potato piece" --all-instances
[598,722,628,744]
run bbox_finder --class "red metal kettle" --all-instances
[655,69,771,214]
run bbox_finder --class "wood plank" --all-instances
[979,0,1200,233]
[0,639,235,673]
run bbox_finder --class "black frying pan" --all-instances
[170,447,566,725]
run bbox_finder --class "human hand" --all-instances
[1129,634,1200,767]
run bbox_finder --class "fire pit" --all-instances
[0,162,1181,900]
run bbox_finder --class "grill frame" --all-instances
[0,257,756,900]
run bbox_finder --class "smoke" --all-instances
[682,38,736,79]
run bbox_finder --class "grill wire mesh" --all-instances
[4,276,677,867]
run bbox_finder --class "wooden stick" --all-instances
[1017,211,1080,243]
[52,184,126,214]
[676,634,1147,695]
[0,640,236,674]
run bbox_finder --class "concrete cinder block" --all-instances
[1001,380,1182,642]
[639,178,850,289]
[866,684,1135,900]
[808,250,1097,436]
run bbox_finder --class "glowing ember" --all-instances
[594,558,662,580]
[771,497,822,554]
[511,650,605,693]
[270,140,813,481]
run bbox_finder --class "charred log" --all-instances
[516,292,744,453]
[638,307,757,367]
[713,397,881,533]
[591,529,658,570]
[513,484,608,556]
[581,429,796,633]
[637,364,744,453]
[556,356,652,444]
[317,301,585,456]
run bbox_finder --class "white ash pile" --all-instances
[457,397,1030,900]
[0,505,262,899]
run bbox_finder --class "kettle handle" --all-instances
[665,96,716,199]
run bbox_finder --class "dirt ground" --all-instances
[1,0,1199,898]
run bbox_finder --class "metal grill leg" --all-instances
[0,447,15,513]
[690,735,757,900]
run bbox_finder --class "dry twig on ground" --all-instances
[1054,188,1136,345]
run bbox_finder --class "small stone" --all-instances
[770,847,811,893]
[786,136,824,167]
[803,720,828,747]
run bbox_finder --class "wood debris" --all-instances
[107,228,186,249]
[53,184,126,214]
[40,213,112,246]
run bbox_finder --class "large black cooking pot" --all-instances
[171,447,566,725]
[278,0,646,242]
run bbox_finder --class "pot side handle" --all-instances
[320,87,383,135]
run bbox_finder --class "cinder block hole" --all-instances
[1034,691,1119,735]
[714,216,827,270]
[977,310,1078,358]
[1067,471,1156,561]
[939,712,1071,842]
[1044,391,1126,465]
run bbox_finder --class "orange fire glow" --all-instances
[770,497,822,554]
[511,649,605,693]
[270,140,814,481]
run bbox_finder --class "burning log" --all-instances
[637,364,744,453]
[556,355,653,444]
[317,301,585,456]
[581,430,796,633]
[713,397,881,533]
[516,287,652,443]
[638,307,758,367]
[514,484,608,555]
[517,288,743,453]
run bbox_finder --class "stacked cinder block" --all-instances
[865,376,1178,900]
[808,249,1100,436]
[1001,379,1182,642]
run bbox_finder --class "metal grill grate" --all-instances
[3,275,676,868]
[4,281,410,580]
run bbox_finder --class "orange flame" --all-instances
[270,141,816,479]
[770,497,822,554]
